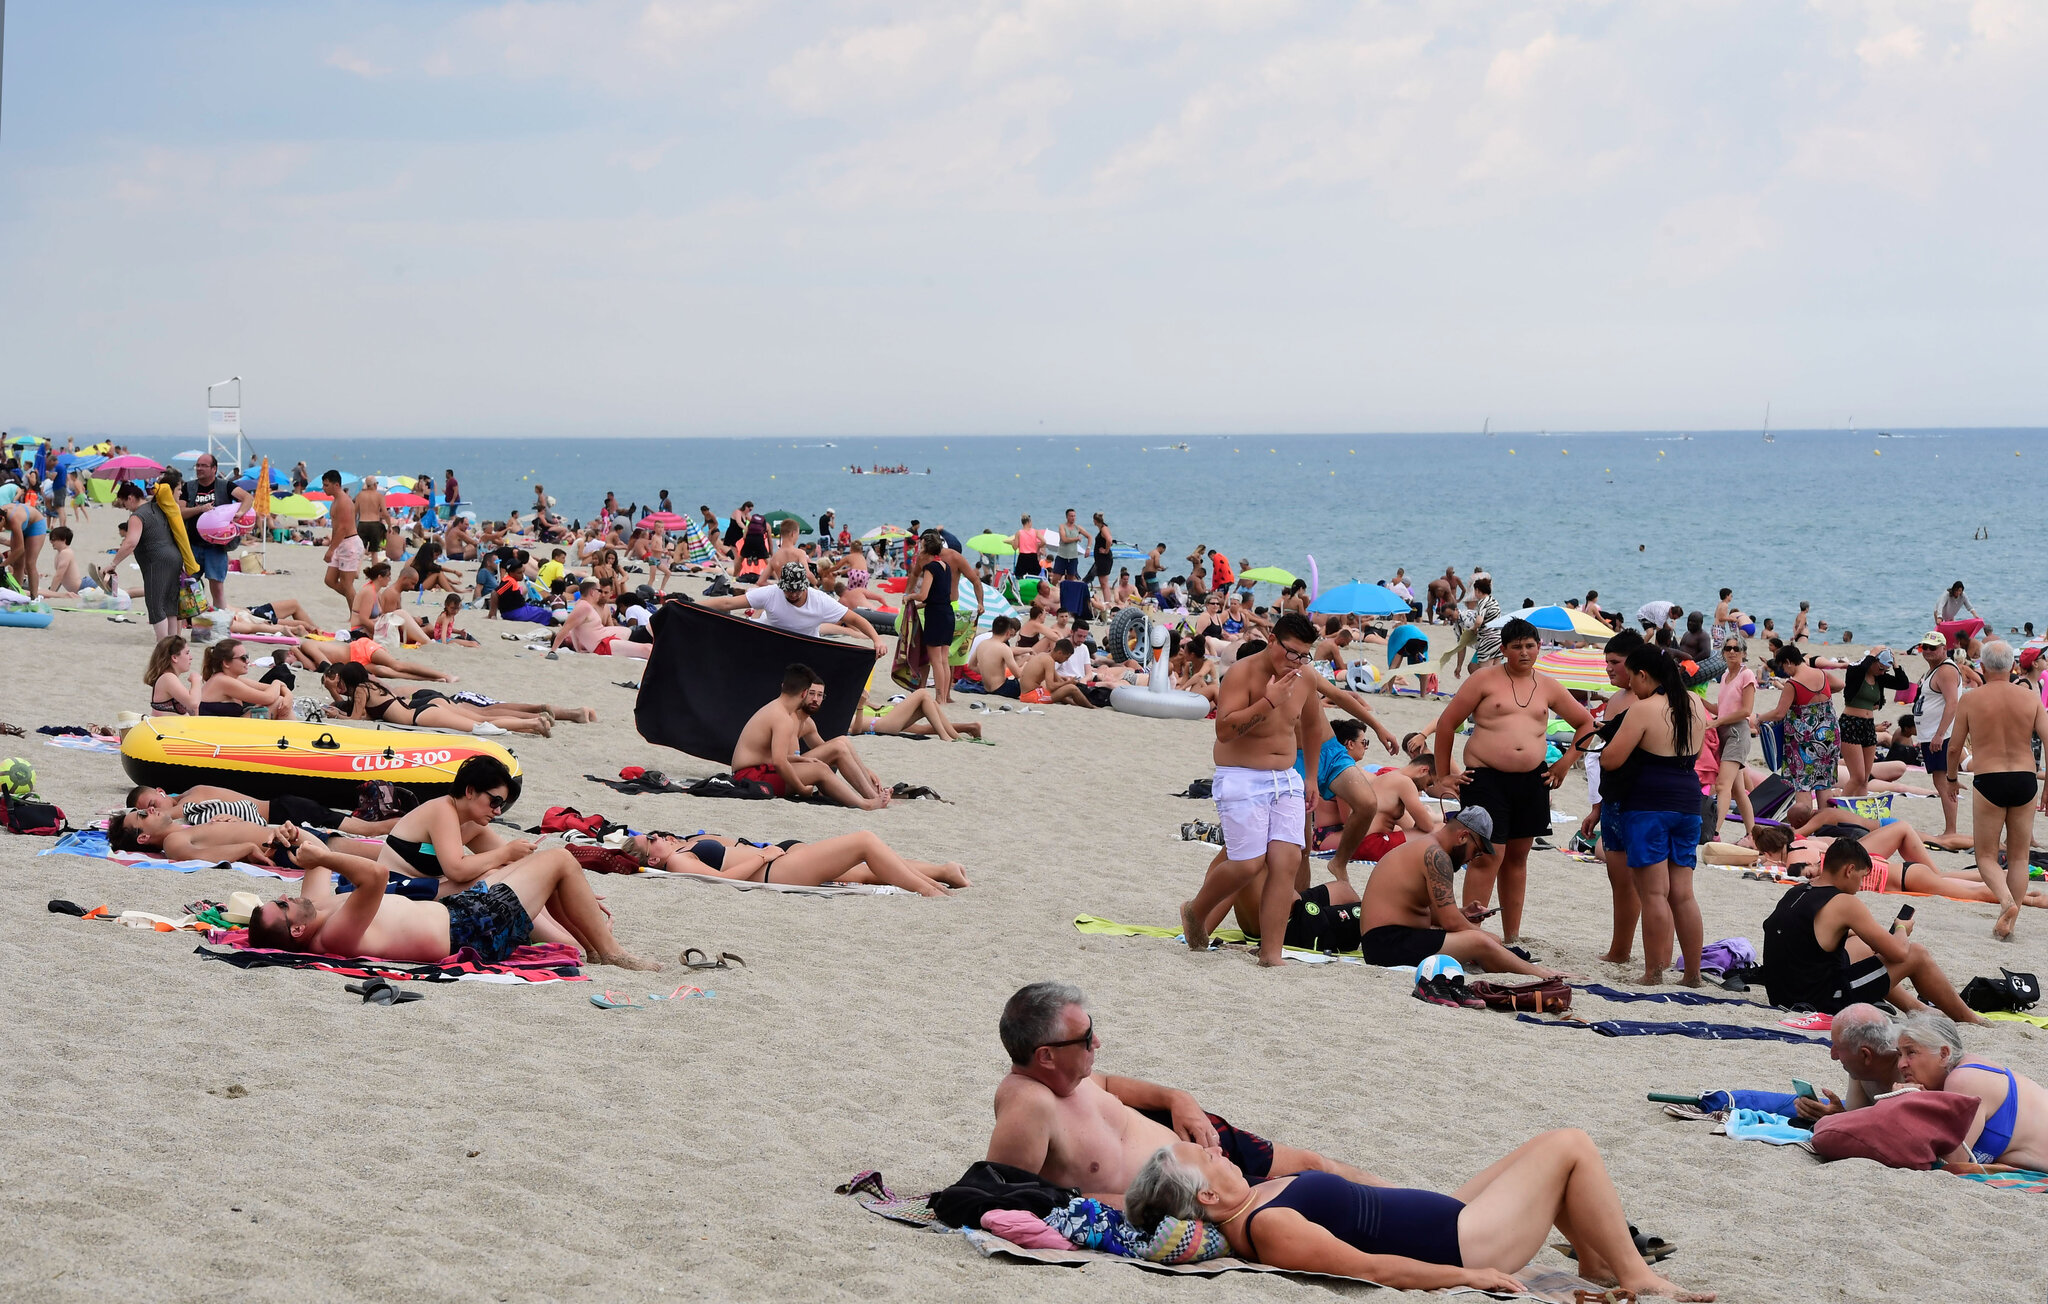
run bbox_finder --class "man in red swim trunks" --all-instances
[729,663,891,810]
[553,579,651,659]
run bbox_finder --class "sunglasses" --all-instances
[485,792,509,812]
[1038,1020,1096,1052]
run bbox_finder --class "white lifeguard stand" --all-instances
[206,376,251,472]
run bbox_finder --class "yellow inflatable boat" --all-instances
[120,716,520,807]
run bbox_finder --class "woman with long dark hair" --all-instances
[1599,645,1711,985]
[1757,644,1842,797]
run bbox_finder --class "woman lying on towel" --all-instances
[621,830,968,898]
[1897,1009,2048,1172]
[320,663,554,736]
[1127,1131,1713,1300]
[1754,826,2048,907]
[857,686,984,741]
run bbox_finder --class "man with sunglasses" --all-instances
[1180,612,1322,965]
[987,981,1383,1197]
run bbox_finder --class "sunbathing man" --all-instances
[1007,637,1096,707]
[985,982,1385,1197]
[1313,751,1441,860]
[1181,612,1322,964]
[1760,838,1985,1023]
[1433,616,1597,943]
[1357,811,1565,976]
[1791,1004,1901,1122]
[247,828,660,969]
[731,663,889,810]
[125,783,399,837]
[553,579,653,660]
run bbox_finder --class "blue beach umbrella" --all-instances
[1308,581,1410,618]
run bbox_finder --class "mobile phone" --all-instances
[1792,1079,1818,1100]
[1892,903,1915,933]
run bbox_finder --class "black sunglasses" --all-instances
[485,792,509,812]
[1038,1019,1095,1052]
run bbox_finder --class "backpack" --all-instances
[540,806,606,836]
[1961,968,2041,1014]
[3,793,66,836]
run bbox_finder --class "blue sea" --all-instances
[113,429,2047,646]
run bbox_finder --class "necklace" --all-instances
[1510,671,1536,709]
[1219,1190,1260,1227]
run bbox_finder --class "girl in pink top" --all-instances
[1708,634,1760,842]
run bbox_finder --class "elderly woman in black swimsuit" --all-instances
[1127,1132,1712,1301]
[321,663,555,736]
[197,639,294,720]
[621,830,967,897]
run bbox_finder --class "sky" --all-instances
[1,0,2044,439]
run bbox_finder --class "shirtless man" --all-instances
[759,518,810,584]
[730,663,889,810]
[247,831,659,970]
[43,526,89,595]
[1294,665,1399,885]
[354,476,390,567]
[1792,1005,1902,1122]
[1433,617,1597,943]
[125,783,399,837]
[971,618,1026,699]
[1180,612,1321,965]
[1017,638,1096,708]
[107,808,385,865]
[1357,812,1561,976]
[1942,639,2048,939]
[985,982,1382,1198]
[552,579,652,660]
[321,470,362,608]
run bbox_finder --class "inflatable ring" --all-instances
[1103,606,1150,665]
[0,609,54,629]
[120,716,520,808]
[1110,684,1210,720]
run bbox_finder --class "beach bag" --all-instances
[1468,978,1572,1014]
[568,843,643,876]
[1961,968,2041,1014]
[541,806,606,836]
[352,781,419,823]
[177,575,209,622]
[2,793,65,835]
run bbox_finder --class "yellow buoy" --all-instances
[1509,449,1516,454]
[1562,449,1569,455]
[1874,449,1881,456]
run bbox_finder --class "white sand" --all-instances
[3,520,2044,1303]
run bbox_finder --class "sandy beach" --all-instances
[4,516,2045,1304]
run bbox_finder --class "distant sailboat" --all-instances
[1483,417,1493,437]
[1761,403,1775,444]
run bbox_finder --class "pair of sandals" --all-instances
[681,948,745,971]
[345,977,424,1006]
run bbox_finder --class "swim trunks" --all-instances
[1975,771,2039,809]
[1135,1109,1275,1181]
[249,602,277,623]
[733,762,789,797]
[1212,765,1306,861]
[1356,829,1406,863]
[357,521,388,549]
[594,635,618,656]
[1459,765,1550,842]
[1922,741,1949,778]
[1618,808,1700,870]
[1022,686,1052,704]
[441,882,532,963]
[330,534,364,574]
[194,541,230,583]
[1359,923,1448,967]
[993,678,1022,699]
[347,638,377,665]
[1316,736,1357,802]
[1283,883,1362,954]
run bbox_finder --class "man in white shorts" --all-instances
[1180,612,1320,966]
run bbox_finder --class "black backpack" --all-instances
[1961,968,2041,1014]
[3,793,66,836]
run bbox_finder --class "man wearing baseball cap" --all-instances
[1912,633,1965,846]
[699,561,883,653]
[1355,807,1565,977]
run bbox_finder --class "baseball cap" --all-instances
[1917,631,1945,649]
[2020,647,2044,672]
[1449,808,1495,856]
[778,562,810,593]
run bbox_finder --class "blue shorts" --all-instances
[194,541,230,582]
[1600,801,1627,854]
[1621,809,1700,870]
[1317,736,1357,801]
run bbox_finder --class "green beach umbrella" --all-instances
[266,495,328,519]
[764,510,813,533]
[1238,566,1298,586]
[965,533,1017,555]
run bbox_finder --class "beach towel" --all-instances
[1579,983,1756,1007]
[1516,1014,1827,1045]
[1957,1169,2048,1194]
[1071,914,1365,965]
[644,868,904,897]
[635,602,872,764]
[42,733,122,754]
[1984,1011,2048,1031]
[44,828,300,879]
[198,935,585,983]
[1718,1109,1814,1146]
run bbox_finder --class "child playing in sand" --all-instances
[430,594,479,646]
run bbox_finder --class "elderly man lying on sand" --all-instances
[247,827,661,971]
[986,982,1382,1194]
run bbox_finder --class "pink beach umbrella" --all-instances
[91,455,166,477]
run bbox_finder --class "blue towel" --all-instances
[1581,983,1755,1007]
[1700,1089,1803,1115]
[1516,1014,1828,1046]
[1722,1109,1812,1145]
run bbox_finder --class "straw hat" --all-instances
[223,891,264,925]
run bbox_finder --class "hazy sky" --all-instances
[2,1,2043,438]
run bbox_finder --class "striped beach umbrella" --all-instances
[1535,646,1613,693]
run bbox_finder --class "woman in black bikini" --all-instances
[622,830,966,897]
[197,639,295,720]
[144,635,199,716]
[1127,1133,1712,1301]
[320,663,555,735]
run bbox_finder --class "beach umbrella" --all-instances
[266,495,327,519]
[5,433,43,446]
[385,492,428,509]
[1487,605,1611,645]
[254,457,272,519]
[55,453,104,474]
[763,510,813,533]
[860,524,909,542]
[1238,566,1298,587]
[1308,581,1410,618]
[1535,646,1614,694]
[301,490,333,502]
[966,533,1017,556]
[170,449,207,462]
[91,454,165,477]
[376,474,417,489]
[677,515,717,565]
[334,471,362,487]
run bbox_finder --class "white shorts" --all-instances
[329,534,364,574]
[1213,765,1306,861]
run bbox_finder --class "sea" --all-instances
[105,429,2048,647]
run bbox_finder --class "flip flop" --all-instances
[590,990,643,1010]
[646,985,714,1001]
[1572,1291,1639,1304]
[680,948,745,970]
[345,977,424,1005]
